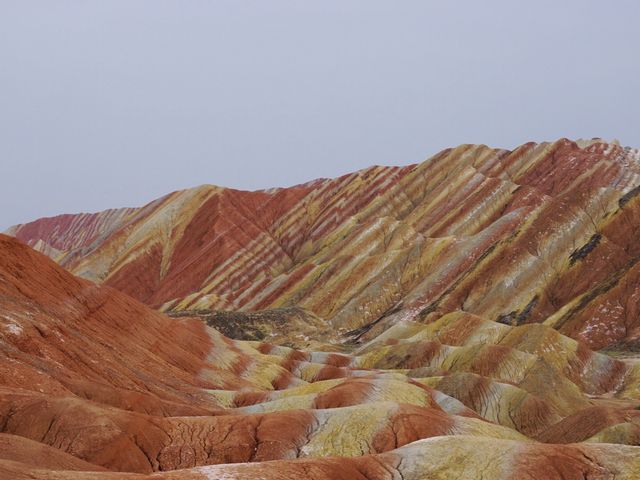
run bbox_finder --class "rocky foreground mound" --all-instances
[8,139,640,352]
[1,230,640,479]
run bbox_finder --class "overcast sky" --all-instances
[1,1,639,229]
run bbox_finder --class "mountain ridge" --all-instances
[4,137,640,478]
[7,138,640,351]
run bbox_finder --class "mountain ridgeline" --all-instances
[8,139,640,351]
[3,139,640,478]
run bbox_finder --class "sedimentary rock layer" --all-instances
[1,231,640,478]
[8,139,640,350]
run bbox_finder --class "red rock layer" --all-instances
[1,231,640,478]
[7,139,640,350]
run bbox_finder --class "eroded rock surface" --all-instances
[8,139,640,350]
[1,231,640,478]
[4,139,640,479]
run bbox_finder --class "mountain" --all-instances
[7,139,640,351]
[1,232,640,479]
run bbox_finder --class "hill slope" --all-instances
[2,233,640,478]
[8,139,640,350]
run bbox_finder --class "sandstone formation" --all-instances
[3,139,640,478]
[1,227,640,477]
[8,139,640,351]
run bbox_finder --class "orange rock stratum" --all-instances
[3,139,640,479]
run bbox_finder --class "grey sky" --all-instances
[1,1,639,230]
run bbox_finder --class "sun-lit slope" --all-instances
[8,139,640,349]
[1,234,640,479]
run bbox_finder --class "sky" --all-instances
[1,1,639,230]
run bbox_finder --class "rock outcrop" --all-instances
[1,229,640,478]
[4,139,640,478]
[8,139,640,350]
